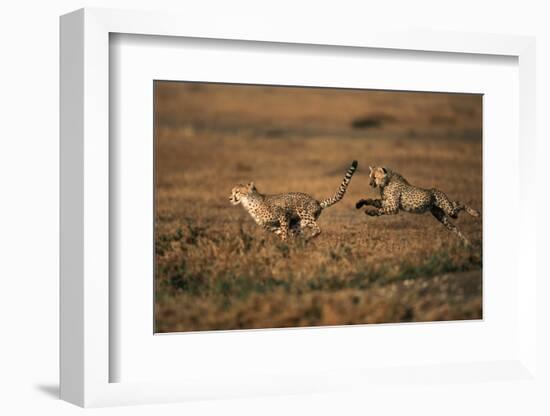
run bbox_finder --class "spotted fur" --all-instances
[230,161,358,240]
[356,166,480,245]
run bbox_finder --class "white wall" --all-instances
[1,1,548,415]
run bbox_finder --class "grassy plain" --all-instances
[154,82,482,332]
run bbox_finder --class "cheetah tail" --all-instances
[319,160,358,209]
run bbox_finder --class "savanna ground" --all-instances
[154,82,482,333]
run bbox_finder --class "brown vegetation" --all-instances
[154,82,482,333]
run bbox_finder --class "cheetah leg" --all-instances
[299,216,321,240]
[355,198,382,209]
[451,201,480,218]
[430,206,471,246]
[266,225,282,235]
[273,221,300,236]
[277,215,290,241]
[365,202,398,217]
[356,198,382,209]
[432,190,479,219]
[307,221,321,240]
[289,223,301,236]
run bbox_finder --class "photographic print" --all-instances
[154,81,482,333]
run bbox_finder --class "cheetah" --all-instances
[356,166,480,245]
[230,160,358,241]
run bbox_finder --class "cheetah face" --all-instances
[369,166,389,188]
[229,182,257,205]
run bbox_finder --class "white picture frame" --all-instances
[60,7,537,408]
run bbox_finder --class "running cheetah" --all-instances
[230,161,358,241]
[356,166,480,245]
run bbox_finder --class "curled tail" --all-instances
[320,160,358,209]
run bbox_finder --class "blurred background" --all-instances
[154,81,482,333]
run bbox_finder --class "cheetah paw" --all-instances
[365,208,379,217]
[356,199,367,209]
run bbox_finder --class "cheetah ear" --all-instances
[247,182,256,191]
[368,165,373,173]
[381,167,388,174]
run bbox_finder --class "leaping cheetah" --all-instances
[230,161,358,241]
[356,166,480,245]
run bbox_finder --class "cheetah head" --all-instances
[229,182,257,205]
[369,166,389,188]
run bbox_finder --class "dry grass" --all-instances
[154,82,482,333]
